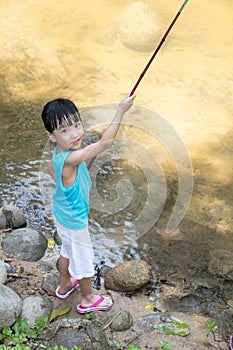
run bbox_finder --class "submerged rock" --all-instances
[1,227,47,261]
[118,1,162,52]
[104,260,151,292]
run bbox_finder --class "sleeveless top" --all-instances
[52,147,92,230]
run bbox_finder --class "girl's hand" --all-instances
[118,93,136,114]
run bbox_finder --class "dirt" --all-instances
[0,246,230,350]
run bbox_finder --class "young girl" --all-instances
[41,93,135,313]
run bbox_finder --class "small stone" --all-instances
[41,273,59,294]
[16,266,24,274]
[36,263,53,272]
[137,313,161,333]
[110,310,133,331]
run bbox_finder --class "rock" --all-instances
[41,318,108,350]
[104,260,151,292]
[118,1,162,52]
[41,273,59,294]
[21,295,53,326]
[0,284,22,329]
[110,310,133,331]
[1,227,48,261]
[100,264,112,277]
[0,205,26,229]
[37,263,53,272]
[0,260,7,284]
[137,313,161,333]
[208,249,233,280]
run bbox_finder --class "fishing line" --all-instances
[130,0,190,96]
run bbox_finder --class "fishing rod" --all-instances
[130,0,190,96]
[88,0,189,169]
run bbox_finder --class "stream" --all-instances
[0,0,233,344]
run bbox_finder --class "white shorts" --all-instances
[54,218,94,280]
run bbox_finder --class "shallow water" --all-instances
[0,0,233,270]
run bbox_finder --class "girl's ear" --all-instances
[46,131,56,143]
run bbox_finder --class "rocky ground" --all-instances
[0,245,230,350]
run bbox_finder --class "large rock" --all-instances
[0,205,26,229]
[21,296,53,326]
[1,227,47,261]
[118,1,162,52]
[41,318,108,350]
[41,273,59,294]
[104,260,151,292]
[0,284,22,329]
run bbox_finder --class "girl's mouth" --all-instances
[72,138,81,145]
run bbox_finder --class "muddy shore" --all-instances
[0,244,231,350]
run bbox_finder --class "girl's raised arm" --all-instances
[66,94,136,167]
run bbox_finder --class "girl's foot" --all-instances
[77,295,113,313]
[55,278,79,299]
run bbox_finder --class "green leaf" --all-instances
[206,321,217,330]
[48,307,72,323]
[156,321,190,337]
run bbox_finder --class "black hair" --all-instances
[41,98,82,133]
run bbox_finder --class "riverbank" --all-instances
[0,245,230,350]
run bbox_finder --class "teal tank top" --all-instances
[52,147,92,230]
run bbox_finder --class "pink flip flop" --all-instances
[77,295,113,314]
[55,279,79,299]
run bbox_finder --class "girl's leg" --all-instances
[57,255,74,294]
[78,277,112,307]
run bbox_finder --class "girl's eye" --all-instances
[75,123,81,128]
[61,129,67,133]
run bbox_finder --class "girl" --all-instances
[41,93,135,313]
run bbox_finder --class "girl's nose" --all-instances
[71,128,79,138]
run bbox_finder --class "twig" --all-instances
[229,334,233,350]
[125,333,142,347]
[102,311,121,331]
[7,273,22,278]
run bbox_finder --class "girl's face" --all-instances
[48,120,85,152]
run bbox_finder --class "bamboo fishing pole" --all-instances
[88,0,189,169]
[130,0,190,96]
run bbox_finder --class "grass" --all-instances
[0,317,143,350]
[0,317,81,350]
